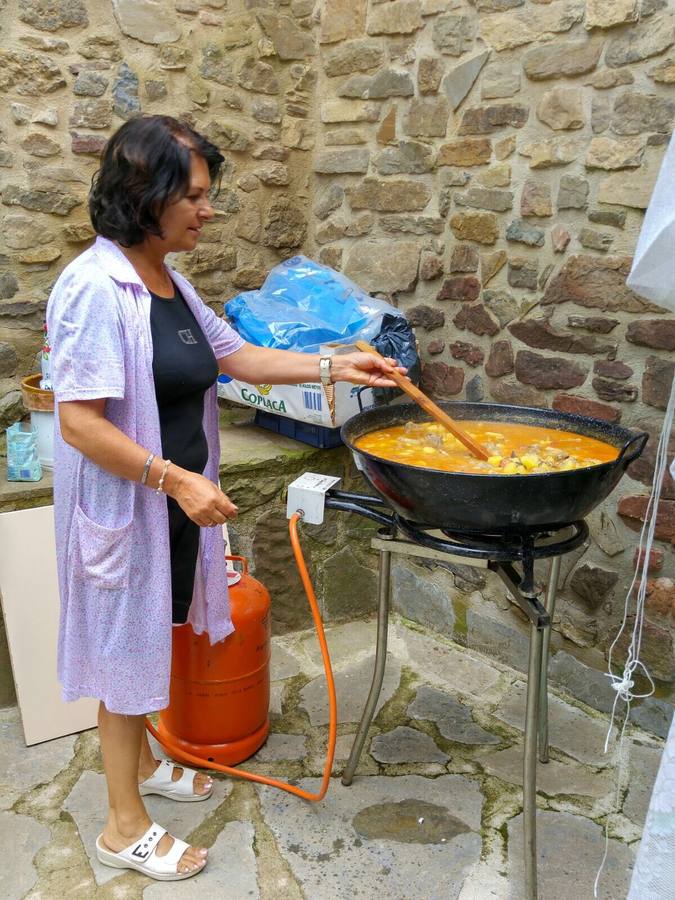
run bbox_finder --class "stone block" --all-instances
[347,178,431,212]
[323,39,384,77]
[458,103,529,134]
[483,289,521,327]
[508,811,633,899]
[338,69,414,99]
[0,810,50,897]
[480,2,584,52]
[370,726,449,763]
[0,50,67,96]
[507,258,538,290]
[111,0,181,43]
[455,187,513,212]
[441,50,490,110]
[19,0,88,30]
[520,180,552,217]
[618,494,675,545]
[258,775,482,898]
[367,0,423,36]
[343,239,420,292]
[438,138,491,166]
[380,215,443,235]
[449,210,499,244]
[257,11,316,60]
[418,56,444,94]
[567,315,619,333]
[408,686,500,745]
[627,318,675,351]
[588,208,627,228]
[551,223,571,252]
[611,91,675,135]
[579,227,613,252]
[505,220,545,247]
[450,244,479,273]
[404,97,450,137]
[476,163,511,187]
[320,0,367,43]
[585,136,645,170]
[485,340,514,377]
[420,253,444,281]
[374,141,435,175]
[420,361,465,396]
[484,744,612,797]
[314,149,370,173]
[593,360,632,380]
[321,100,379,125]
[643,355,675,410]
[520,137,581,169]
[585,0,638,28]
[552,393,620,423]
[300,655,402,726]
[542,255,661,313]
[523,38,603,80]
[495,135,517,160]
[537,86,584,130]
[605,14,675,67]
[481,250,508,285]
[481,63,521,100]
[592,376,637,402]
[448,341,483,367]
[466,607,530,673]
[515,350,587,390]
[453,304,500,337]
[432,13,477,56]
[407,304,445,331]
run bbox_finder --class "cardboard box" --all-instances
[217,345,374,428]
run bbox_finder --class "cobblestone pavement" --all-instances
[2,617,664,900]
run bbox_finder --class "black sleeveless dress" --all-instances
[149,286,219,623]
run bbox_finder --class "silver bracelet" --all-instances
[156,459,172,495]
[140,452,155,486]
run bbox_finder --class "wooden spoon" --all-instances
[355,340,490,461]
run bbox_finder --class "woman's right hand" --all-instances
[167,468,238,528]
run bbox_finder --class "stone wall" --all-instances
[0,1,674,702]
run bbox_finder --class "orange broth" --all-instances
[355,420,619,476]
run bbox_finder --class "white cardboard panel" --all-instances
[0,505,98,745]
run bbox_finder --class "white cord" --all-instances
[594,373,675,898]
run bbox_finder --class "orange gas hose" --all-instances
[145,512,338,802]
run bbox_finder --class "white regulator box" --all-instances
[217,344,374,428]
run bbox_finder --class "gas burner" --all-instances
[394,516,589,565]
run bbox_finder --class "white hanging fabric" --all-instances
[619,132,675,900]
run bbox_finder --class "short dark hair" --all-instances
[89,115,225,247]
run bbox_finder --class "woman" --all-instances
[47,115,404,881]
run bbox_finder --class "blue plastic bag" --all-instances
[6,422,42,482]
[225,256,399,352]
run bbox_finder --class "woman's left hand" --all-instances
[329,352,408,388]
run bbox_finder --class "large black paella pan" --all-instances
[341,401,648,533]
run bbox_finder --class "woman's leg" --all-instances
[98,702,208,874]
[138,727,213,795]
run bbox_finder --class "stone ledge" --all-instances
[0,410,338,514]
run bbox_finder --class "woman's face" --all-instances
[156,152,215,252]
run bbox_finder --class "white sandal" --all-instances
[139,758,213,802]
[96,822,205,881]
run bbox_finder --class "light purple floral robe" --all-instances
[47,236,245,714]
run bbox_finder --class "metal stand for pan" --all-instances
[325,489,589,900]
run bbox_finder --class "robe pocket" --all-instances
[70,504,133,590]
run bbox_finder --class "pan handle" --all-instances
[617,431,649,467]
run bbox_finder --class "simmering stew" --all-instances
[355,420,619,475]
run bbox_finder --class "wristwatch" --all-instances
[319,356,332,386]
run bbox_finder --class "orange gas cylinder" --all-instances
[157,556,271,766]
